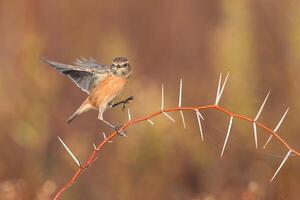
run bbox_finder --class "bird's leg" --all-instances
[101,119,127,137]
[111,96,134,111]
[98,108,127,136]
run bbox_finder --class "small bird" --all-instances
[44,57,133,133]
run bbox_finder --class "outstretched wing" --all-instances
[74,57,103,68]
[43,58,109,94]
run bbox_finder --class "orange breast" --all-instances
[88,75,127,108]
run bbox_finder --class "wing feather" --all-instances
[43,58,109,94]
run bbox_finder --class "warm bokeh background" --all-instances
[1,0,300,199]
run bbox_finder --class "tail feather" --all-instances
[66,100,92,124]
[66,111,79,124]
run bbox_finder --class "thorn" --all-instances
[264,107,289,149]
[177,69,185,129]
[102,132,113,143]
[216,72,230,105]
[93,143,99,150]
[270,150,292,182]
[195,110,204,141]
[102,132,107,139]
[274,107,289,132]
[253,122,258,149]
[179,110,186,129]
[195,110,205,120]
[178,78,183,107]
[215,73,222,105]
[57,136,81,167]
[127,108,131,121]
[147,119,154,125]
[161,83,164,110]
[263,136,273,150]
[221,116,234,157]
[254,91,270,122]
[162,111,176,123]
[217,72,229,104]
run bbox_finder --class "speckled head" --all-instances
[111,57,132,78]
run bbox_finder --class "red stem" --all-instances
[53,104,300,200]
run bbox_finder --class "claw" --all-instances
[115,126,127,137]
[101,119,127,137]
[122,96,134,111]
[111,96,134,111]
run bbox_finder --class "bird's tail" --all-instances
[66,99,92,124]
[66,111,80,124]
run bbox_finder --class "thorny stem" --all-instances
[53,104,300,200]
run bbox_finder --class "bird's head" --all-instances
[111,57,132,78]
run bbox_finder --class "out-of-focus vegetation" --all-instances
[1,0,300,199]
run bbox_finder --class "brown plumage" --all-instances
[67,75,128,123]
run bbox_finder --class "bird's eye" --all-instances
[124,63,128,67]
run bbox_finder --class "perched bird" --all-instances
[44,57,133,133]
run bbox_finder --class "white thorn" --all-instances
[263,135,273,149]
[178,78,183,107]
[195,110,204,141]
[216,72,230,105]
[254,91,270,122]
[264,107,289,149]
[215,73,222,105]
[161,83,164,110]
[270,150,292,182]
[57,136,81,167]
[93,143,98,150]
[253,122,258,149]
[274,107,289,133]
[102,132,113,143]
[102,132,107,139]
[221,116,234,157]
[127,108,131,121]
[147,119,154,125]
[162,111,176,123]
[179,110,186,129]
[195,110,205,120]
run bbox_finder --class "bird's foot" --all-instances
[101,119,127,137]
[111,96,134,111]
[114,125,127,137]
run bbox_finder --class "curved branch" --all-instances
[53,104,300,200]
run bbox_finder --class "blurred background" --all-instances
[1,0,300,199]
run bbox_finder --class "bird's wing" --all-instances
[74,57,105,68]
[43,58,110,94]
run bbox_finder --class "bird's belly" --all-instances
[88,76,127,108]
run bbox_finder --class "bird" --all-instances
[43,57,133,134]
